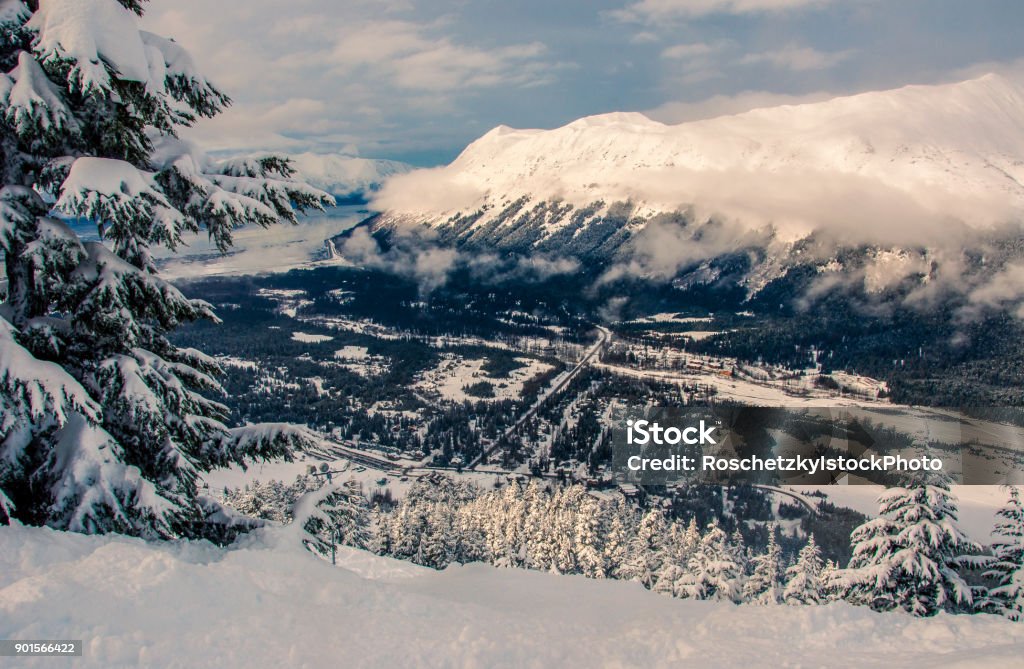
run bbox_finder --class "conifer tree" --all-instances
[985,486,1024,620]
[620,507,667,588]
[784,534,825,605]
[601,499,633,578]
[574,490,606,578]
[0,0,331,538]
[653,519,696,598]
[843,469,980,616]
[745,523,784,604]
[679,521,745,602]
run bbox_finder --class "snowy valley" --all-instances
[3,1,1024,667]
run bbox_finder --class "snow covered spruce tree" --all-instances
[842,468,981,616]
[0,0,331,537]
[783,534,825,605]
[679,521,745,602]
[985,486,1024,620]
[744,523,784,604]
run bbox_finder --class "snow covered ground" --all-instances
[291,332,334,344]
[414,355,555,403]
[2,524,1022,668]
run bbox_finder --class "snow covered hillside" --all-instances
[2,524,1022,668]
[284,153,413,200]
[375,73,1024,238]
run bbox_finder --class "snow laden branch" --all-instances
[220,423,322,468]
[0,0,332,539]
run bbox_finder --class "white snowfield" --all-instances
[290,331,334,344]
[414,355,555,403]
[375,73,1024,241]
[2,524,1023,669]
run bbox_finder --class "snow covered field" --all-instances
[415,355,555,403]
[291,332,335,344]
[2,524,1021,668]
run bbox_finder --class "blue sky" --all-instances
[145,0,1024,166]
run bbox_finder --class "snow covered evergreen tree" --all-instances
[744,523,784,604]
[652,519,697,598]
[842,470,980,616]
[601,499,633,578]
[573,489,606,578]
[784,534,825,605]
[985,486,1024,620]
[679,521,744,602]
[619,507,667,588]
[0,0,331,539]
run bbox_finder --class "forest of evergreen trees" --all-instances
[222,473,1024,620]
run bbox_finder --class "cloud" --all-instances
[327,20,549,91]
[661,41,730,60]
[959,263,1024,321]
[142,1,558,155]
[338,225,579,293]
[738,43,853,71]
[657,40,735,84]
[372,167,485,213]
[598,216,773,284]
[643,89,835,123]
[613,0,837,22]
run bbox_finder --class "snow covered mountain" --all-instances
[284,153,413,201]
[363,73,1024,273]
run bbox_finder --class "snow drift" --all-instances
[2,523,1022,668]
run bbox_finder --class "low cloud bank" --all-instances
[340,227,579,293]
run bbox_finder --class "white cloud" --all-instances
[661,41,730,59]
[960,263,1024,321]
[738,43,853,71]
[643,89,834,123]
[614,0,837,22]
[142,1,557,155]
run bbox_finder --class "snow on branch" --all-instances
[221,423,322,468]
[28,0,153,95]
[0,51,78,141]
[56,157,186,259]
[140,31,228,118]
[0,313,100,434]
[46,412,175,537]
[70,241,216,347]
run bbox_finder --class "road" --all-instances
[751,484,819,515]
[467,325,610,470]
[310,441,404,471]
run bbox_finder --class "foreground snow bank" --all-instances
[1,525,1022,668]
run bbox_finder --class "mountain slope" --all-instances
[368,74,1024,255]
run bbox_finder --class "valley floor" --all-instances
[1,524,1021,668]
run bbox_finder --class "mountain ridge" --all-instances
[370,73,1024,245]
